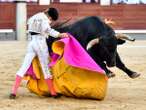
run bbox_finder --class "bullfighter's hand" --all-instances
[59,33,69,38]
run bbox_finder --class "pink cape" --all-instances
[26,34,105,78]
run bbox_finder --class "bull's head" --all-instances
[86,34,135,67]
[87,36,117,67]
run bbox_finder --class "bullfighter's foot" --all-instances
[107,72,116,78]
[129,72,140,79]
[52,93,62,99]
[9,93,16,99]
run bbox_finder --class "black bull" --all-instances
[46,16,140,78]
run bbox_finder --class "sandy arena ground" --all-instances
[0,40,146,110]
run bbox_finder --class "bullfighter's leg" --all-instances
[10,42,36,99]
[33,37,60,98]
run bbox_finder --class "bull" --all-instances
[47,16,140,78]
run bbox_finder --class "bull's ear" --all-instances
[117,39,126,45]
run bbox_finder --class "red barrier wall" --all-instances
[0,3,146,30]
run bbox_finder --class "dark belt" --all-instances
[29,32,40,35]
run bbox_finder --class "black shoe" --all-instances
[9,93,16,99]
[52,93,62,98]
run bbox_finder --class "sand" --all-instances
[0,40,146,110]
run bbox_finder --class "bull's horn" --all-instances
[116,33,135,42]
[86,38,99,50]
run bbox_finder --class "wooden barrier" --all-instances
[0,3,146,30]
[0,3,16,29]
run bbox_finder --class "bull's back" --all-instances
[70,16,104,30]
[69,16,109,41]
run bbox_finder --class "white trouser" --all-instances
[16,35,52,79]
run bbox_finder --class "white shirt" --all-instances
[27,12,60,38]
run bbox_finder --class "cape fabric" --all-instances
[25,34,108,100]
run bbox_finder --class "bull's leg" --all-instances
[116,53,140,78]
[88,50,115,78]
[99,62,116,78]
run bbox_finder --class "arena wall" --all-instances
[0,3,146,30]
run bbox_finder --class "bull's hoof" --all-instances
[107,72,116,78]
[9,93,16,99]
[129,72,140,79]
